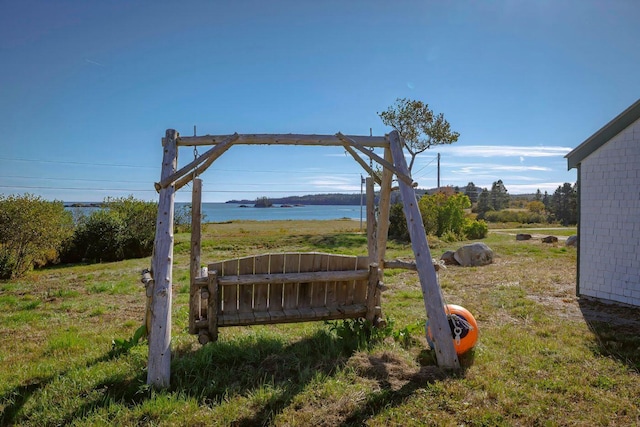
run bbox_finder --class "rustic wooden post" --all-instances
[188,178,203,334]
[376,146,393,268]
[388,130,460,370]
[206,270,219,343]
[366,177,377,265]
[147,129,178,388]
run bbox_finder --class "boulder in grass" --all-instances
[453,242,494,267]
[542,236,558,244]
[516,233,532,241]
[440,250,459,265]
[566,235,578,247]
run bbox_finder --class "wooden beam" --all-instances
[147,129,178,388]
[207,270,219,343]
[176,133,389,148]
[366,177,377,264]
[382,259,442,272]
[188,178,203,335]
[216,269,370,287]
[156,133,239,191]
[376,147,393,267]
[388,130,460,371]
[342,144,382,185]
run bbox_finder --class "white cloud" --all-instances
[433,145,572,158]
[506,183,566,193]
[307,176,361,192]
[446,163,551,173]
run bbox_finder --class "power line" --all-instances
[0,185,156,192]
[0,175,339,187]
[0,157,363,176]
[0,175,149,184]
[412,155,438,176]
[0,185,360,194]
[0,157,157,169]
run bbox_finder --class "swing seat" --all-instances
[191,252,382,343]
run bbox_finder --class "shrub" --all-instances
[106,196,157,258]
[484,210,547,224]
[464,219,489,239]
[388,192,478,243]
[0,194,74,278]
[61,196,157,263]
[418,192,471,239]
[174,204,192,233]
[388,203,409,241]
[76,210,126,262]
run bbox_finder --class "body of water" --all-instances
[196,203,365,222]
[66,203,367,222]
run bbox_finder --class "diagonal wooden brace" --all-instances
[336,132,414,187]
[155,133,239,191]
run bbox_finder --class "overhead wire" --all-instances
[0,153,390,195]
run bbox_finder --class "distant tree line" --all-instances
[387,180,577,243]
[463,180,577,226]
[227,193,367,205]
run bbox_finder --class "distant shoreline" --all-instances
[64,202,105,208]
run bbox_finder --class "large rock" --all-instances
[516,233,532,241]
[440,250,459,265]
[454,243,494,267]
[566,235,578,247]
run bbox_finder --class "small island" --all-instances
[254,197,273,208]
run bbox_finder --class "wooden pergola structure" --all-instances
[146,129,459,388]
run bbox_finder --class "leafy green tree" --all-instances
[534,189,543,202]
[417,193,440,236]
[378,98,460,171]
[550,183,577,226]
[542,191,551,210]
[464,182,479,203]
[475,188,492,218]
[0,194,74,278]
[490,180,510,210]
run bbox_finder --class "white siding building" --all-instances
[566,99,640,307]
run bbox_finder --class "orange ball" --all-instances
[427,304,478,355]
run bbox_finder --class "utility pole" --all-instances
[437,153,441,190]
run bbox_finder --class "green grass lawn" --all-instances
[1,221,638,426]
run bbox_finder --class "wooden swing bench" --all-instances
[191,252,383,344]
[145,130,460,388]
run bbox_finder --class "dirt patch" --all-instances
[347,350,445,392]
[527,291,640,336]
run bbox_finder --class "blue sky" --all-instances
[1,1,639,203]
